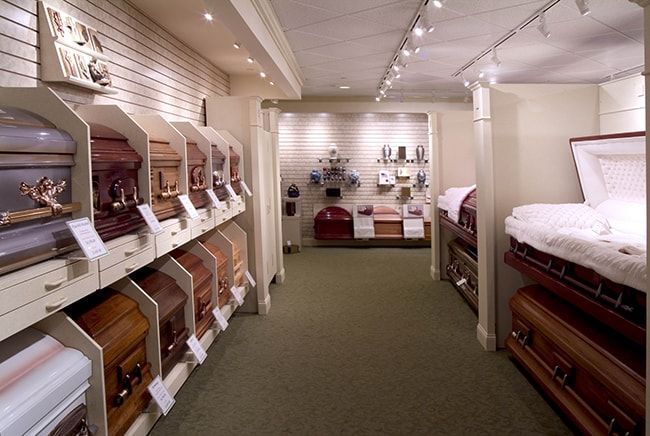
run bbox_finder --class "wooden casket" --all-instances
[150,138,184,221]
[314,206,353,240]
[202,241,231,308]
[233,241,244,287]
[0,107,80,275]
[0,328,93,435]
[446,239,478,313]
[507,285,645,435]
[130,267,189,377]
[373,206,403,239]
[185,138,209,209]
[66,289,153,436]
[229,146,242,195]
[170,249,214,339]
[439,188,477,247]
[90,123,145,242]
[211,146,229,201]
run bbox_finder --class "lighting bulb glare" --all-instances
[233,42,241,49]
[392,65,400,72]
[413,27,424,37]
[395,73,401,79]
[426,25,435,33]
[414,46,421,54]
[402,48,411,57]
[259,72,266,78]
[385,79,392,86]
[203,12,213,21]
[375,97,381,102]
[247,57,254,63]
[339,85,350,89]
[478,71,485,79]
[433,0,442,8]
[269,81,275,86]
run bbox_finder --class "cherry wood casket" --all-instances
[202,241,231,308]
[507,285,645,435]
[439,189,477,247]
[229,146,243,195]
[0,107,80,275]
[211,146,229,201]
[90,123,145,242]
[446,239,478,313]
[373,206,402,239]
[170,249,214,339]
[149,138,184,221]
[185,138,209,209]
[314,206,353,240]
[66,289,153,436]
[130,267,189,377]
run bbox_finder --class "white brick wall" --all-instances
[278,112,430,239]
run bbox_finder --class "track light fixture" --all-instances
[385,79,392,86]
[478,71,485,79]
[574,0,590,16]
[461,74,469,88]
[490,47,501,67]
[233,42,241,49]
[402,47,411,57]
[413,26,424,37]
[537,12,550,38]
[392,64,400,72]
[414,46,421,54]
[395,73,401,79]
[379,89,386,95]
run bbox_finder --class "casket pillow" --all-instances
[595,198,646,237]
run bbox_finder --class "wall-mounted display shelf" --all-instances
[317,157,350,163]
[376,158,428,164]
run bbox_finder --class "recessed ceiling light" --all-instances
[247,57,254,63]
[203,13,213,21]
[375,97,381,102]
[269,81,275,86]
[339,85,350,89]
[260,72,266,78]
[233,42,241,49]
[432,0,443,8]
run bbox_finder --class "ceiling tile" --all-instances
[351,1,420,31]
[294,51,339,67]
[433,16,509,41]
[270,0,340,31]
[302,41,383,59]
[443,0,544,16]
[293,0,402,15]
[295,15,397,41]
[284,29,341,51]
[352,30,408,52]
[473,3,544,29]
[587,0,643,32]
[354,52,395,67]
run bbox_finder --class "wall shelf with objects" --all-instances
[38,2,117,95]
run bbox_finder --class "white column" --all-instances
[428,111,441,280]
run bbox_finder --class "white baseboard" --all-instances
[476,323,497,351]
[257,293,271,315]
[274,268,286,284]
[430,265,440,281]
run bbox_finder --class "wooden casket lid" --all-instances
[170,249,212,284]
[130,268,187,324]
[0,106,76,155]
[315,206,352,221]
[212,146,226,162]
[229,146,240,164]
[90,123,143,165]
[66,289,150,369]
[185,139,207,166]
[464,189,477,210]
[202,241,228,269]
[373,206,401,222]
[149,138,181,163]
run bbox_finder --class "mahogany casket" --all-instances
[131,268,188,377]
[211,146,229,201]
[0,107,80,275]
[373,206,402,239]
[507,285,645,435]
[185,138,209,209]
[314,206,353,240]
[202,242,231,308]
[0,328,93,435]
[66,289,153,436]
[446,239,478,313]
[170,249,214,339]
[150,138,184,221]
[229,146,242,195]
[233,241,244,287]
[90,123,145,242]
[439,188,477,246]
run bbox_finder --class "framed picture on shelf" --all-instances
[87,28,104,53]
[59,46,79,78]
[75,21,91,47]
[47,7,65,38]
[75,52,91,80]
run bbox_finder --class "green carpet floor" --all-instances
[151,247,571,435]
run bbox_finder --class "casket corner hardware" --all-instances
[20,176,67,215]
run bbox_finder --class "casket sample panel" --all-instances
[149,138,184,221]
[66,289,153,436]
[185,138,209,209]
[0,106,80,275]
[131,267,189,377]
[170,249,214,339]
[202,241,231,308]
[90,123,145,242]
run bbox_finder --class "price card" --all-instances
[186,334,207,364]
[137,204,164,234]
[245,270,257,288]
[231,286,244,306]
[147,376,175,415]
[240,181,253,197]
[66,218,109,260]
[225,184,239,201]
[212,307,229,331]
[206,189,222,209]
[456,278,467,287]
[178,194,200,219]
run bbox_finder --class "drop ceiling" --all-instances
[270,0,644,99]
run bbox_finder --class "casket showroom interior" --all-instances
[0,0,647,434]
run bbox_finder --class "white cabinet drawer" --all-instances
[0,260,97,317]
[99,233,153,272]
[191,214,215,238]
[99,247,155,287]
[156,227,191,257]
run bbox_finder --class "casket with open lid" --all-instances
[202,241,231,308]
[150,137,184,221]
[0,328,92,435]
[0,107,80,275]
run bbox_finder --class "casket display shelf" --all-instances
[446,239,478,314]
[439,189,477,247]
[194,126,232,202]
[373,206,403,239]
[506,285,645,436]
[314,206,353,240]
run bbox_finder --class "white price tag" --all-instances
[240,181,253,197]
[178,194,200,219]
[206,190,222,209]
[137,204,164,234]
[147,376,175,415]
[244,270,256,288]
[212,307,229,331]
[231,286,244,306]
[186,334,207,364]
[456,278,467,287]
[66,218,108,260]
[225,184,239,201]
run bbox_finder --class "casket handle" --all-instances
[46,297,68,311]
[44,277,66,291]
